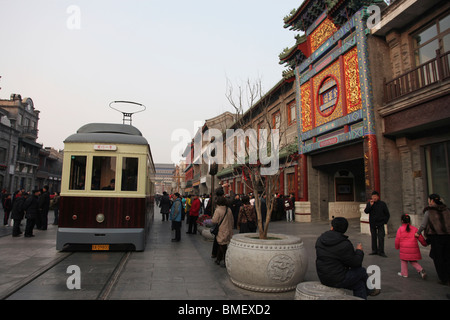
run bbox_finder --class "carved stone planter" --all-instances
[201,229,214,241]
[225,233,308,293]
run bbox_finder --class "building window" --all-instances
[425,141,450,204]
[413,12,450,65]
[287,101,296,125]
[272,111,281,130]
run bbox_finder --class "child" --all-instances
[395,214,428,278]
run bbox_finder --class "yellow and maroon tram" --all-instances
[56,123,155,251]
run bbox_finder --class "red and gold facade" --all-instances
[281,0,381,221]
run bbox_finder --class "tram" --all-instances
[56,122,155,251]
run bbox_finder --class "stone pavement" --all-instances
[1,209,449,301]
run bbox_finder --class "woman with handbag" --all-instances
[211,196,234,266]
[237,195,257,233]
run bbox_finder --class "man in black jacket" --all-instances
[316,217,380,299]
[23,190,40,237]
[364,191,390,257]
[38,185,50,230]
[11,191,26,237]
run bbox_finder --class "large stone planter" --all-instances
[225,233,308,293]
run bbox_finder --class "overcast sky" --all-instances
[0,0,301,164]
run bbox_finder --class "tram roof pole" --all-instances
[109,101,146,125]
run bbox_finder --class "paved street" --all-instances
[1,208,449,301]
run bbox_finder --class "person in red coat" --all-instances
[395,214,428,278]
[187,194,201,234]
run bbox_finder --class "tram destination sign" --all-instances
[94,144,118,151]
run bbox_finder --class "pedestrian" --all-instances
[23,189,40,238]
[315,217,381,299]
[231,194,242,229]
[204,194,212,216]
[170,193,183,242]
[395,214,428,279]
[284,195,294,222]
[260,194,267,230]
[364,191,390,257]
[211,195,234,266]
[52,192,60,225]
[38,185,50,230]
[274,194,284,221]
[159,191,171,221]
[184,194,192,224]
[415,194,450,286]
[187,194,201,234]
[181,195,187,220]
[237,195,256,233]
[249,194,255,206]
[3,193,12,226]
[11,191,26,237]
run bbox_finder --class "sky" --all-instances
[0,0,301,164]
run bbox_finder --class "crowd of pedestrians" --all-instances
[316,191,449,300]
[159,189,449,300]
[157,190,296,266]
[1,187,60,238]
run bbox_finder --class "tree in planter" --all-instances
[225,78,297,240]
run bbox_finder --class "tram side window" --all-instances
[69,156,87,190]
[122,158,138,192]
[92,156,117,191]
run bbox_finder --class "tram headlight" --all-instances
[96,213,105,224]
[125,215,131,221]
[72,215,78,220]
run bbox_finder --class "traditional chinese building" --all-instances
[280,0,387,223]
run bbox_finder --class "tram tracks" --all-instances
[1,251,131,300]
[97,251,131,300]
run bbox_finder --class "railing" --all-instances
[17,153,40,165]
[20,126,39,139]
[384,50,450,104]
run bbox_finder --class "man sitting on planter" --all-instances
[315,217,381,300]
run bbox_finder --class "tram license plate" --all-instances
[92,244,110,251]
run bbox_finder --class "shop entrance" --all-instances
[310,142,366,220]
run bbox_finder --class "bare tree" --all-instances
[225,78,296,239]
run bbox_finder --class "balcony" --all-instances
[384,50,450,104]
[17,153,40,166]
[20,126,39,140]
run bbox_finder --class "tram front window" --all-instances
[122,157,139,192]
[92,156,117,191]
[69,156,87,190]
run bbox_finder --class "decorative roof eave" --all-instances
[283,0,311,28]
[279,34,308,65]
[284,0,386,32]
[327,0,387,26]
[283,0,328,32]
[282,69,296,82]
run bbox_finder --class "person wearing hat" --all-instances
[315,217,380,299]
[364,191,390,257]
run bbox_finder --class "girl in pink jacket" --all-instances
[395,214,428,278]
